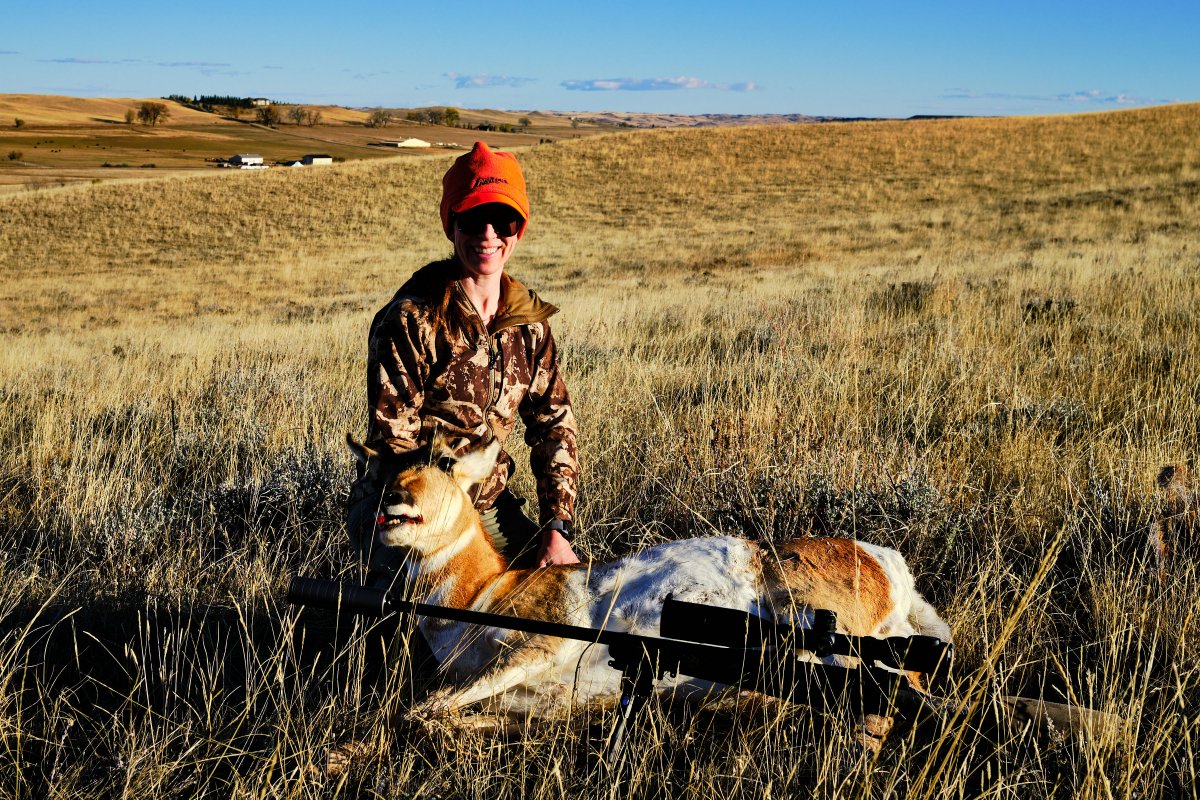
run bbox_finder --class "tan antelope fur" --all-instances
[349,435,952,725]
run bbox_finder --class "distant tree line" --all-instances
[403,108,449,126]
[398,108,470,127]
[153,98,539,134]
[390,108,530,132]
[158,95,324,127]
[472,121,527,133]
[165,94,260,111]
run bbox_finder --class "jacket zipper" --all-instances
[454,281,503,441]
[485,334,500,412]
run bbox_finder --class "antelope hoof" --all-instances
[324,739,375,779]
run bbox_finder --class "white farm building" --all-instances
[377,138,431,148]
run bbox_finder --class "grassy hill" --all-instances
[0,94,242,126]
[1,102,1198,797]
[0,95,614,194]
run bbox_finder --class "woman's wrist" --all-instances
[538,525,580,567]
[544,519,574,542]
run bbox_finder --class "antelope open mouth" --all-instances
[377,505,424,528]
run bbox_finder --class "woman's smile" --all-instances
[454,208,519,278]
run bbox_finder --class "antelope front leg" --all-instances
[411,658,545,720]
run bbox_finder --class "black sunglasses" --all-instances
[454,205,524,237]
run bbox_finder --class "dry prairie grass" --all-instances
[1,102,1199,798]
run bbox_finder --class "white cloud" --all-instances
[446,72,534,89]
[155,61,230,68]
[562,76,758,92]
[41,57,120,64]
[942,87,1173,106]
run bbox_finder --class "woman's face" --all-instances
[452,203,523,280]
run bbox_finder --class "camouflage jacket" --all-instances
[364,259,578,523]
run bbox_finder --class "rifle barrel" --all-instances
[287,576,732,660]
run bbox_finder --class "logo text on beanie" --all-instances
[471,176,509,189]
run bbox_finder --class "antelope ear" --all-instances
[450,440,501,491]
[346,434,380,465]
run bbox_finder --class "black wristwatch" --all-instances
[545,519,575,542]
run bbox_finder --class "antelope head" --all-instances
[347,433,500,553]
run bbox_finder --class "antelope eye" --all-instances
[436,457,455,473]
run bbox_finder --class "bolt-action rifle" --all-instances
[286,576,953,764]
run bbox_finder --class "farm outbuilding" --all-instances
[301,154,333,165]
[377,138,431,148]
[230,154,263,166]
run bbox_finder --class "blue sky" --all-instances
[2,1,1196,117]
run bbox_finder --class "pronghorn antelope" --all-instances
[350,434,952,726]
[1150,463,1198,574]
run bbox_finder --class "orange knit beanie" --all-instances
[440,141,530,240]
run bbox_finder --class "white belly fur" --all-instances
[472,536,768,714]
